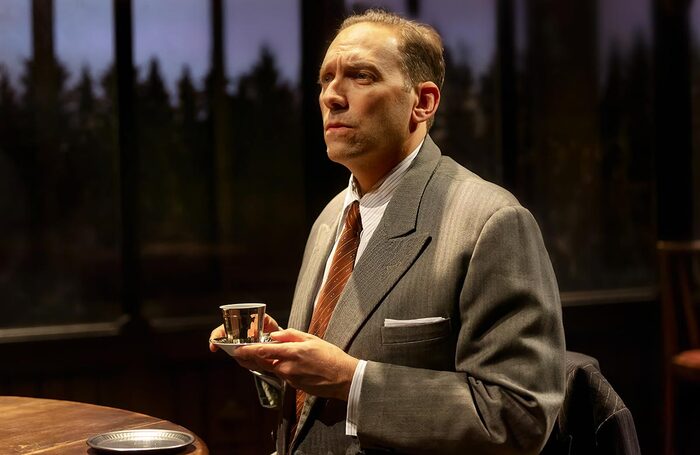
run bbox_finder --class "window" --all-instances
[690,1,700,237]
[133,0,304,319]
[0,0,120,328]
[0,0,666,331]
[514,0,654,291]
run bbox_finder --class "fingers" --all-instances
[238,331,316,364]
[270,328,311,343]
[233,347,279,372]
[263,314,281,333]
[209,324,226,352]
[234,331,309,364]
[208,324,317,379]
[236,343,291,361]
[242,336,358,401]
[221,332,358,400]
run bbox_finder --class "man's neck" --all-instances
[352,134,425,195]
[352,133,425,194]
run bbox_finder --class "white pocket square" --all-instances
[383,317,447,328]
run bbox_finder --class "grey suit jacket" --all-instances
[279,136,566,454]
[542,352,640,455]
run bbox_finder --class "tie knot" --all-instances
[346,200,362,234]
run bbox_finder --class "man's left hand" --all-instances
[233,328,359,402]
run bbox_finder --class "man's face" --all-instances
[319,22,417,172]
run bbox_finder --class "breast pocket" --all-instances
[379,318,453,369]
[380,317,451,344]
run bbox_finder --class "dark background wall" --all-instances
[1,0,698,453]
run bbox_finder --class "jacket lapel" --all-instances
[288,219,338,332]
[324,136,441,351]
[287,218,337,449]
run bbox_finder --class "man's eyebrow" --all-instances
[318,61,382,81]
[345,61,381,73]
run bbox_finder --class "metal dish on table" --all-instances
[86,429,194,452]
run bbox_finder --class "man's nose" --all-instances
[320,79,347,111]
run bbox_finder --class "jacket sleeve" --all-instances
[356,205,566,454]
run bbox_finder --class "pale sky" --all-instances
[0,0,301,95]
[0,0,658,100]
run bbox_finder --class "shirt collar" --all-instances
[343,139,425,209]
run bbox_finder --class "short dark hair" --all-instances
[339,9,445,91]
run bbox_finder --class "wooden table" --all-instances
[0,396,208,454]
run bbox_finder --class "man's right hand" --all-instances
[208,314,281,352]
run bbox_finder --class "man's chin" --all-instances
[325,145,364,165]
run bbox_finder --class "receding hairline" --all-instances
[331,21,405,50]
[337,17,430,56]
[334,11,445,90]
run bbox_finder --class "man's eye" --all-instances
[319,74,333,85]
[355,72,372,81]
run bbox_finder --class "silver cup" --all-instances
[220,303,266,343]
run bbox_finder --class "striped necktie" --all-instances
[293,200,362,437]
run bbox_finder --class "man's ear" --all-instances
[411,81,440,125]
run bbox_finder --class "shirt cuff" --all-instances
[345,359,367,436]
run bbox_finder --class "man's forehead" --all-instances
[322,22,401,65]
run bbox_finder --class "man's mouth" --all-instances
[325,122,352,131]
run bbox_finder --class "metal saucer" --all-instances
[210,334,274,356]
[86,429,194,452]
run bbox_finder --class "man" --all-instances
[210,9,565,454]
